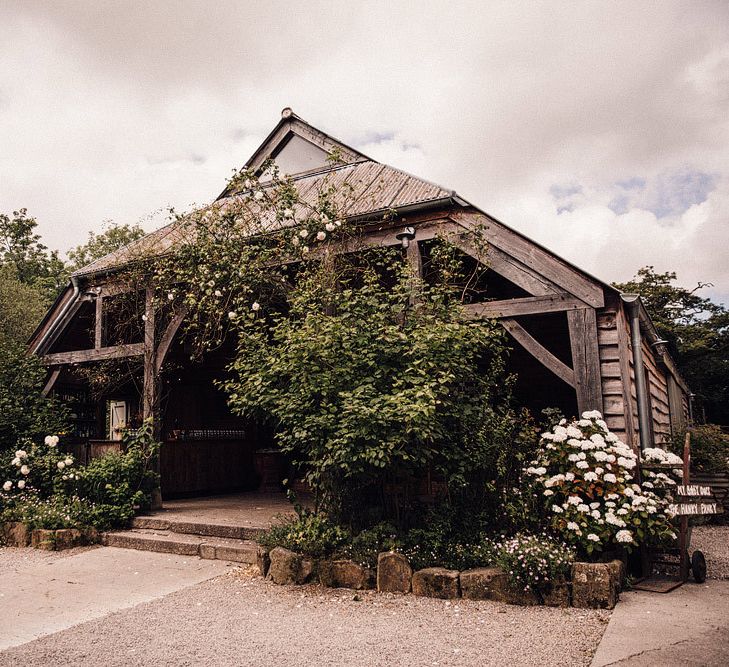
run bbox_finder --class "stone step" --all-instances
[101,529,259,564]
[131,516,266,541]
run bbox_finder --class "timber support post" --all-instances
[142,285,163,510]
[567,307,603,414]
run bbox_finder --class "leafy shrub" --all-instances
[335,522,399,567]
[526,411,679,556]
[1,422,160,531]
[493,533,574,594]
[671,425,729,475]
[258,510,350,559]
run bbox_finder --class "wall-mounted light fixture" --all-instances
[395,226,416,249]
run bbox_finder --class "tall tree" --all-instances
[67,222,146,271]
[0,208,66,303]
[614,267,729,425]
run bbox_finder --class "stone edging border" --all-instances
[261,546,624,610]
[2,521,100,550]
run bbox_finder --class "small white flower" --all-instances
[325,222,336,232]
[254,190,264,200]
[214,290,222,297]
[20,465,30,475]
[577,504,590,513]
[316,231,326,241]
[567,521,581,531]
[576,461,589,469]
[142,314,147,321]
[302,246,309,254]
[587,533,600,542]
[543,489,554,496]
[603,473,617,483]
[299,228,309,238]
[552,505,563,513]
[228,311,237,319]
[567,495,582,506]
[11,457,20,466]
[616,530,634,544]
[3,481,12,491]
[15,450,27,459]
[64,458,73,466]
[581,410,602,420]
[57,461,65,470]
[565,472,575,481]
[583,472,598,482]
[167,292,174,301]
[283,208,294,218]
[291,236,300,246]
[251,302,260,311]
[17,480,25,490]
[244,178,252,188]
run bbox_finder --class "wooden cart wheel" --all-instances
[691,550,707,583]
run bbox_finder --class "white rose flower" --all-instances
[552,505,563,513]
[3,481,12,491]
[299,229,309,238]
[57,461,65,470]
[543,489,554,496]
[167,292,174,301]
[17,480,25,490]
[228,311,237,319]
[64,458,73,466]
[251,302,260,311]
[214,290,222,297]
[20,465,30,475]
[11,457,20,466]
[15,450,27,459]
[325,222,336,232]
[316,231,326,241]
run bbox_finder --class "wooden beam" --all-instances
[142,286,156,420]
[501,318,575,387]
[42,343,145,366]
[94,296,103,349]
[155,308,187,374]
[464,294,585,320]
[406,240,423,305]
[454,210,605,308]
[41,368,61,397]
[567,308,604,413]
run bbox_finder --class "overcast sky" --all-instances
[1,1,728,303]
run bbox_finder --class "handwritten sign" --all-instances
[676,485,713,497]
[669,502,719,516]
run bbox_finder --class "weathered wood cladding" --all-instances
[641,338,672,444]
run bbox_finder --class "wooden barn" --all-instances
[28,109,691,499]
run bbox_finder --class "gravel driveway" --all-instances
[691,524,729,579]
[0,564,609,667]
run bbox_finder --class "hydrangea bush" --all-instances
[526,411,679,556]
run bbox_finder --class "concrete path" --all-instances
[0,546,229,650]
[591,579,729,666]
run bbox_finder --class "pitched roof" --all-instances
[72,109,456,277]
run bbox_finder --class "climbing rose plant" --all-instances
[526,411,679,556]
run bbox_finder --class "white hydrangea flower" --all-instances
[576,461,589,469]
[567,521,580,531]
[577,504,590,513]
[591,510,601,519]
[543,489,554,496]
[587,533,600,542]
[565,425,582,439]
[565,472,575,481]
[583,472,598,482]
[616,530,634,544]
[603,473,617,483]
[552,505,563,513]
[581,410,603,420]
[567,495,582,505]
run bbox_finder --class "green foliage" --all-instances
[492,533,574,594]
[336,522,399,568]
[0,344,68,451]
[0,208,66,304]
[67,222,146,272]
[614,267,729,425]
[671,424,729,475]
[0,267,48,345]
[258,510,350,559]
[1,422,160,531]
